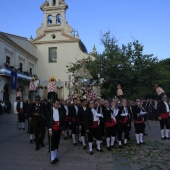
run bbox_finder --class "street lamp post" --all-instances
[97,74,104,98]
[65,75,72,99]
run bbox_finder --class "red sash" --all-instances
[65,115,69,121]
[52,121,60,130]
[93,121,98,128]
[118,117,128,124]
[105,118,116,127]
[72,117,77,122]
[19,108,23,113]
[160,113,169,119]
[134,120,144,124]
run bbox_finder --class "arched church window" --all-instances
[47,15,52,25]
[56,14,61,25]
[53,0,56,6]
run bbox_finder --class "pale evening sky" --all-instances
[0,0,169,60]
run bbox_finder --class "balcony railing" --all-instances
[0,63,36,81]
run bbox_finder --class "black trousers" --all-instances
[88,126,101,142]
[99,119,105,137]
[160,118,170,129]
[134,123,144,134]
[51,129,61,151]
[34,126,46,147]
[65,121,69,130]
[72,121,78,134]
[117,122,129,141]
[29,119,34,134]
[105,126,116,138]
[18,113,25,122]
[80,123,86,136]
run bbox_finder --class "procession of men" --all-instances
[14,92,170,165]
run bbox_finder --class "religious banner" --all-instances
[11,71,17,90]
[155,84,165,96]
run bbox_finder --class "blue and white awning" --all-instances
[0,68,31,80]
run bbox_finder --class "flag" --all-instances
[11,71,17,90]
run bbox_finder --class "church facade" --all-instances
[0,0,93,105]
[31,0,91,99]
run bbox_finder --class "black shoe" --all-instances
[83,145,87,149]
[41,143,44,147]
[30,140,33,144]
[118,145,123,149]
[35,147,40,150]
[54,157,59,162]
[73,143,77,146]
[22,128,25,130]
[19,127,21,130]
[165,137,170,140]
[90,151,93,155]
[143,133,147,136]
[51,160,56,164]
[64,136,68,140]
[107,147,111,151]
[140,142,146,144]
[161,137,166,140]
[111,145,115,149]
[124,143,129,146]
[97,148,103,152]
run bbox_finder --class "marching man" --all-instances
[132,99,147,145]
[117,99,132,147]
[103,100,117,150]
[17,97,26,130]
[157,94,170,140]
[85,100,103,155]
[47,99,65,164]
[78,99,88,149]
[69,98,79,145]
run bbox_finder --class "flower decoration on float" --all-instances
[49,76,56,82]
[31,77,35,81]
[48,76,57,93]
[117,84,123,96]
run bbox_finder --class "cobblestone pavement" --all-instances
[0,114,169,170]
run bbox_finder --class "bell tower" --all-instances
[34,0,71,38]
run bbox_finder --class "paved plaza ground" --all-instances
[0,113,170,170]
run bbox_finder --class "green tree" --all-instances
[67,32,159,100]
[155,58,170,97]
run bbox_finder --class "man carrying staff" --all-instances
[60,99,69,140]
[103,100,117,150]
[69,98,79,145]
[47,99,65,164]
[132,98,147,145]
[85,100,103,155]
[78,99,88,149]
[117,99,132,147]
[30,95,46,150]
[157,94,170,140]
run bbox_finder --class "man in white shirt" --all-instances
[157,94,170,140]
[47,99,65,164]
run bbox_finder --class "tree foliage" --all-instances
[67,32,169,99]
